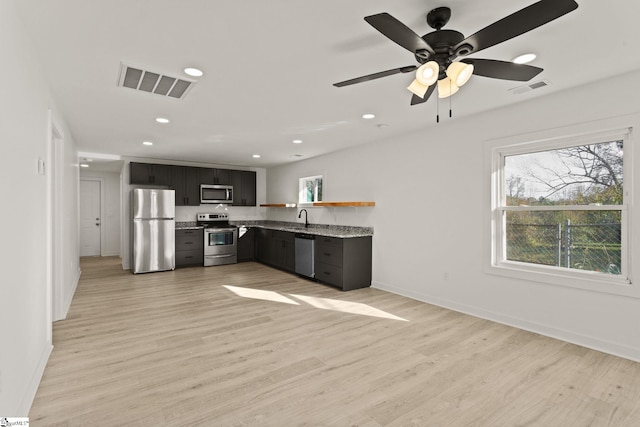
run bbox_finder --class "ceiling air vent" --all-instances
[509,79,551,95]
[117,63,195,100]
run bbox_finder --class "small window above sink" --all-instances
[299,175,322,204]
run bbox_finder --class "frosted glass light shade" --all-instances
[416,61,439,85]
[406,61,439,98]
[407,79,430,97]
[446,62,474,87]
[437,77,459,98]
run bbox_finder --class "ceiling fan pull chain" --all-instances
[449,80,453,118]
[436,94,440,123]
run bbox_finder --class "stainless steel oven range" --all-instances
[196,212,237,266]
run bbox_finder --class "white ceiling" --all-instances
[15,0,640,168]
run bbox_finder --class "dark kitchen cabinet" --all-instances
[175,228,204,267]
[255,229,295,273]
[237,227,255,262]
[230,170,257,206]
[130,162,172,186]
[200,168,230,185]
[172,166,201,206]
[314,235,372,291]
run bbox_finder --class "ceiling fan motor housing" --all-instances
[418,29,466,77]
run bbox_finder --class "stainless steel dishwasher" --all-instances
[294,233,315,278]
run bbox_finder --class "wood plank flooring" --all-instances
[30,257,640,426]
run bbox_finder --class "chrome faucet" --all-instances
[298,209,309,227]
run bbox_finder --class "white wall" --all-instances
[266,69,640,362]
[0,0,79,415]
[80,170,122,256]
[120,158,267,270]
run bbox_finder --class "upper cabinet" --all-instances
[171,166,201,206]
[200,168,230,185]
[130,161,256,207]
[130,162,172,186]
[230,170,256,206]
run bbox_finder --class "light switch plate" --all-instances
[38,158,46,175]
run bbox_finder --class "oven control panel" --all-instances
[197,212,228,221]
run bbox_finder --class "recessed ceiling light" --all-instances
[362,113,375,119]
[80,163,89,168]
[252,154,261,158]
[513,53,537,64]
[155,117,170,124]
[85,158,94,162]
[143,141,154,146]
[184,67,203,77]
[293,139,303,144]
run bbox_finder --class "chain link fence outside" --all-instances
[506,221,621,274]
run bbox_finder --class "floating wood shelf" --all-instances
[311,201,375,207]
[260,201,375,208]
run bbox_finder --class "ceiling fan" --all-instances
[333,0,579,106]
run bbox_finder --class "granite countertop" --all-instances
[230,220,373,238]
[175,221,203,230]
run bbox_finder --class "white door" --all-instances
[80,180,101,256]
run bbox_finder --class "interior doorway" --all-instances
[80,179,102,256]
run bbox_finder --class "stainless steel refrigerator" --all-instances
[131,189,175,274]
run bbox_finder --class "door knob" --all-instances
[96,223,100,226]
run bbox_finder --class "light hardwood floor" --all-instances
[30,257,640,426]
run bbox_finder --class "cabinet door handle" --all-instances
[323,253,331,256]
[185,256,193,259]
[184,242,193,245]
[324,272,331,275]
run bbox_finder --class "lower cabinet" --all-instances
[254,229,372,291]
[175,229,204,267]
[315,235,372,291]
[237,227,255,262]
[255,229,295,273]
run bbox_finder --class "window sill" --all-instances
[487,261,638,298]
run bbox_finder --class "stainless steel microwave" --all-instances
[200,184,233,204]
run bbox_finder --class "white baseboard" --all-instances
[372,280,640,363]
[60,267,81,320]
[18,342,52,416]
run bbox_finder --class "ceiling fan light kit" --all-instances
[334,0,578,109]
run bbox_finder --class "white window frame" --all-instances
[299,175,323,204]
[486,124,634,297]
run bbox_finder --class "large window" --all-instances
[490,127,632,289]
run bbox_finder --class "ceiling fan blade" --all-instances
[454,0,578,56]
[333,65,417,87]
[410,85,436,105]
[365,13,435,57]
[463,59,543,81]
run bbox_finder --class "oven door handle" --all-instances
[205,254,235,259]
